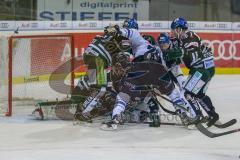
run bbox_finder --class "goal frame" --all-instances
[5,34,75,116]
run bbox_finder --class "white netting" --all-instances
[0,35,73,116]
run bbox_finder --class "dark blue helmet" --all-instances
[123,18,139,30]
[171,17,188,30]
[157,32,170,45]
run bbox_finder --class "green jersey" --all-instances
[178,31,214,70]
[83,35,131,86]
[85,35,112,67]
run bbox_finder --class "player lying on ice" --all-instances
[157,32,204,128]
[99,18,202,130]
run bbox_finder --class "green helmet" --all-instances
[142,34,156,45]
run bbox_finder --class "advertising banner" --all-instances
[37,0,149,21]
[72,32,240,73]
[1,21,240,31]
[1,20,239,74]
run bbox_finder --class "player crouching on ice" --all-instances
[157,33,204,125]
[170,17,220,127]
[101,18,201,130]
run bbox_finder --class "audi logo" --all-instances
[202,40,240,61]
[60,22,67,27]
[89,23,97,27]
[217,24,228,29]
[153,23,162,27]
[0,23,9,28]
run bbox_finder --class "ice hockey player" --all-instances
[73,27,132,123]
[157,32,184,87]
[157,32,204,124]
[170,17,219,127]
[141,33,201,125]
[106,18,161,62]
[101,18,161,129]
[101,18,201,130]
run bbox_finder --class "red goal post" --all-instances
[0,34,75,116]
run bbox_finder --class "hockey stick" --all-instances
[154,91,237,129]
[196,123,240,138]
[14,27,19,34]
[153,91,188,112]
[127,121,183,126]
[214,119,237,129]
[154,99,177,115]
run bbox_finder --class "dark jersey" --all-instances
[176,31,214,69]
[83,34,132,87]
[84,35,131,67]
[162,42,182,69]
[84,35,112,67]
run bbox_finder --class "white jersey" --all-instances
[120,28,150,58]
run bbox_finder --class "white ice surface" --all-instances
[0,75,240,160]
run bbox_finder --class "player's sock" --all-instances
[147,97,160,127]
[198,95,219,127]
[169,88,186,112]
[101,95,127,130]
[112,95,127,118]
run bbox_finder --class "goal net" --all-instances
[0,34,74,116]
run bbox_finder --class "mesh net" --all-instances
[0,35,73,116]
